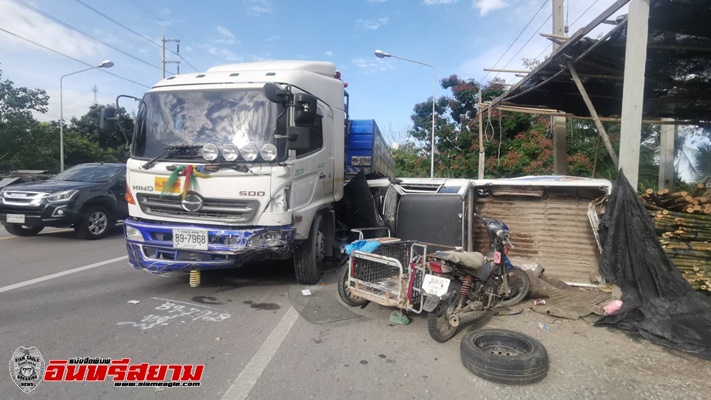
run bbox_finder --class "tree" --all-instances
[0,70,51,172]
[69,103,133,161]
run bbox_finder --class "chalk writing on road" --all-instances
[117,300,231,330]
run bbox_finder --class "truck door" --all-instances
[291,103,333,215]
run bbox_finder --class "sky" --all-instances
[0,0,627,144]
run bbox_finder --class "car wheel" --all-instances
[4,224,44,237]
[460,329,549,385]
[75,206,115,240]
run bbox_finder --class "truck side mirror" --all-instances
[100,107,117,132]
[286,126,311,151]
[263,82,289,104]
[293,93,317,124]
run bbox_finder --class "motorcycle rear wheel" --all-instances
[499,266,531,308]
[426,282,461,343]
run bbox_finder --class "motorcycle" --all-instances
[422,217,531,342]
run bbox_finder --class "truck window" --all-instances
[295,108,324,158]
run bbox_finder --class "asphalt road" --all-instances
[1,225,709,400]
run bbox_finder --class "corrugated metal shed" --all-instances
[473,186,603,285]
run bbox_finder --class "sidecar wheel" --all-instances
[337,262,368,307]
[460,329,548,385]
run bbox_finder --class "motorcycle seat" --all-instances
[433,251,486,271]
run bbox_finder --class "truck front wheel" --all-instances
[294,213,326,284]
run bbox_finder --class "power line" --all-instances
[15,0,163,73]
[570,0,601,28]
[75,0,199,72]
[480,0,550,85]
[496,13,552,78]
[0,27,151,89]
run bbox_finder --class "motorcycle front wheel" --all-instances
[426,282,461,343]
[499,266,531,307]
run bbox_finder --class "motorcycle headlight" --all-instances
[201,143,219,161]
[222,144,239,161]
[47,189,78,203]
[241,143,258,162]
[260,143,277,161]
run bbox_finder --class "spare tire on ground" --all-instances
[460,329,548,385]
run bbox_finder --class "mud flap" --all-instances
[423,295,441,312]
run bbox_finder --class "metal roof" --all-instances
[491,0,711,124]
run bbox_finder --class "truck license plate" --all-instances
[172,229,208,250]
[422,274,451,297]
[6,214,25,224]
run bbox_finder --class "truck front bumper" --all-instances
[124,218,296,274]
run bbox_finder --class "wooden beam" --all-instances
[659,118,675,190]
[567,61,619,168]
[493,104,703,125]
[619,0,650,191]
[483,68,530,74]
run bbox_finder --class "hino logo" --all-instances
[132,185,154,192]
[181,191,204,212]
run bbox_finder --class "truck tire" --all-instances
[294,213,326,284]
[337,262,368,307]
[4,224,44,236]
[75,205,115,240]
[460,329,549,385]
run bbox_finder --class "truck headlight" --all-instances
[201,143,219,161]
[222,144,239,161]
[241,143,258,162]
[260,143,277,161]
[47,189,78,203]
[125,225,144,242]
[246,230,286,248]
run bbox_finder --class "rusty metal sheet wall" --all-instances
[474,195,599,284]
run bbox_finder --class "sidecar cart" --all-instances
[338,238,429,314]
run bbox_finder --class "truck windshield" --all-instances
[132,89,285,161]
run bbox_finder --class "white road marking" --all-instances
[151,297,215,309]
[221,306,300,400]
[0,255,128,294]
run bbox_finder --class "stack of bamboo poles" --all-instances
[641,183,711,295]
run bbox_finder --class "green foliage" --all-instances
[0,70,132,173]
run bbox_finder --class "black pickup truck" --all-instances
[0,163,128,239]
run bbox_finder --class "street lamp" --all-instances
[59,60,114,171]
[374,50,436,178]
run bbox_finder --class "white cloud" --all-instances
[352,57,395,73]
[205,46,242,62]
[216,26,239,45]
[423,0,457,5]
[0,0,104,58]
[243,0,273,15]
[356,17,389,31]
[473,0,509,16]
[324,50,334,56]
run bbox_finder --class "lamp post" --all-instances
[59,60,114,171]
[374,50,436,178]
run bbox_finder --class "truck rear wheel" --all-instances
[294,213,326,284]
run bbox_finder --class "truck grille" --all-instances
[136,193,260,223]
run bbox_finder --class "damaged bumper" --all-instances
[124,218,296,273]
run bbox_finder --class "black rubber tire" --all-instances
[337,263,368,307]
[460,329,549,385]
[499,266,531,308]
[75,205,115,240]
[4,223,43,236]
[294,213,326,284]
[427,282,461,343]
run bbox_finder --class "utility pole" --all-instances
[552,0,568,175]
[161,20,181,78]
[478,90,485,179]
[92,84,98,104]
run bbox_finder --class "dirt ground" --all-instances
[458,305,711,400]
